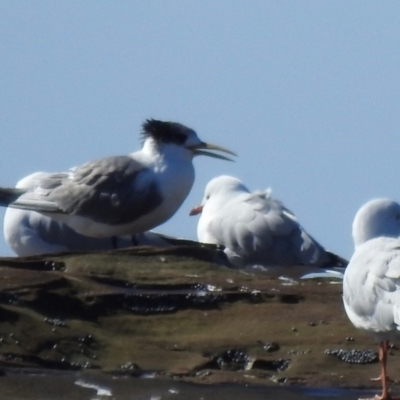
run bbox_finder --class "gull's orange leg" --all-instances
[361,341,399,400]
[371,342,392,382]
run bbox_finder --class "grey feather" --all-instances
[5,157,163,225]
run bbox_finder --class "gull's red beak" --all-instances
[189,205,203,216]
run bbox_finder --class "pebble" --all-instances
[325,349,378,364]
[44,317,67,327]
[288,349,311,355]
[257,341,280,352]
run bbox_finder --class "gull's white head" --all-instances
[190,175,249,216]
[141,119,236,161]
[352,198,400,248]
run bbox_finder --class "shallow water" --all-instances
[0,370,378,400]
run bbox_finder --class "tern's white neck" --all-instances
[134,136,195,221]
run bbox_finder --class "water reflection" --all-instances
[0,370,373,400]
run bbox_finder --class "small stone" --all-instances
[258,341,280,352]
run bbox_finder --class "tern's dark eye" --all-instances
[169,131,188,145]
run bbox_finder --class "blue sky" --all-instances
[1,1,400,259]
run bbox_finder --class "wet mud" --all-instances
[0,244,399,398]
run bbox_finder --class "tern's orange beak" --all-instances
[189,205,203,216]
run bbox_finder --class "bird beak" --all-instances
[191,142,237,161]
[189,205,203,216]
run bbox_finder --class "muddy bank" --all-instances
[0,245,397,394]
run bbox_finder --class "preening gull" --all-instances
[343,198,400,400]
[3,172,185,256]
[0,119,236,238]
[352,198,400,249]
[189,175,346,275]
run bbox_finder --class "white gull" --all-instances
[343,198,400,400]
[189,175,346,276]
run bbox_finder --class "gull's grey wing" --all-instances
[5,156,163,225]
[343,238,400,331]
[250,192,331,265]
[207,192,294,262]
[209,191,328,266]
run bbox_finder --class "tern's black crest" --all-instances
[142,119,194,146]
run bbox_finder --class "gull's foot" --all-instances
[370,375,393,383]
[358,394,400,400]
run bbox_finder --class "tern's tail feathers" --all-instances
[0,188,27,208]
[0,188,60,213]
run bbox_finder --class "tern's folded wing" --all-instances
[2,156,163,225]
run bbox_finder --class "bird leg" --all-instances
[361,341,399,400]
[370,342,393,382]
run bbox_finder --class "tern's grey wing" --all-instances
[1,156,163,226]
[48,156,163,225]
[0,173,80,213]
